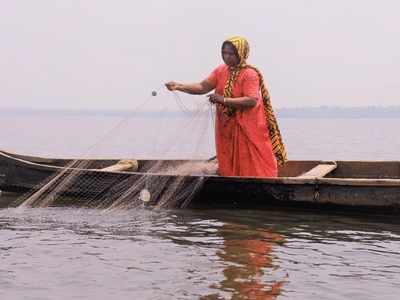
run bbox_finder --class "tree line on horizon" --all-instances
[2,106,400,118]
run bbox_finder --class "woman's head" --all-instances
[222,42,239,67]
[221,36,250,68]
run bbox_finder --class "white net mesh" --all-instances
[15,88,218,209]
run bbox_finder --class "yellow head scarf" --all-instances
[222,36,288,166]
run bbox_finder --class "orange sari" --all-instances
[207,64,278,177]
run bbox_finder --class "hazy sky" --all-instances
[1,1,399,110]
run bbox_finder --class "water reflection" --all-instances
[203,223,286,300]
[1,205,400,300]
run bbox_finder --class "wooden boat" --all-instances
[1,150,400,213]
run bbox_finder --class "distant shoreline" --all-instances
[1,106,400,118]
[277,106,400,118]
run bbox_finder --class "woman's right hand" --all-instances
[165,81,181,91]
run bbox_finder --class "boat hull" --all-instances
[1,151,400,213]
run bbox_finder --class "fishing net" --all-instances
[16,87,217,210]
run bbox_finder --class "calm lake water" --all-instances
[1,115,400,299]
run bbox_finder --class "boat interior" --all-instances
[3,151,400,179]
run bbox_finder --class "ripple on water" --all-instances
[0,206,400,299]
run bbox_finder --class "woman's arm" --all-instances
[165,80,214,95]
[208,94,257,108]
[224,96,257,108]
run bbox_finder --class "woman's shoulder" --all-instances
[207,64,228,86]
[241,67,259,79]
[213,64,229,74]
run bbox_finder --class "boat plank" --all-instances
[298,162,337,178]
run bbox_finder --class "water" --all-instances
[1,208,399,299]
[2,115,400,160]
[1,115,400,299]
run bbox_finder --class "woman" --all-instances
[166,36,287,177]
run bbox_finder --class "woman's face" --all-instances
[222,43,239,67]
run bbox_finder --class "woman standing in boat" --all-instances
[166,36,287,177]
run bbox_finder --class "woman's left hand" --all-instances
[207,93,224,105]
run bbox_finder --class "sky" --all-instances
[1,0,399,110]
